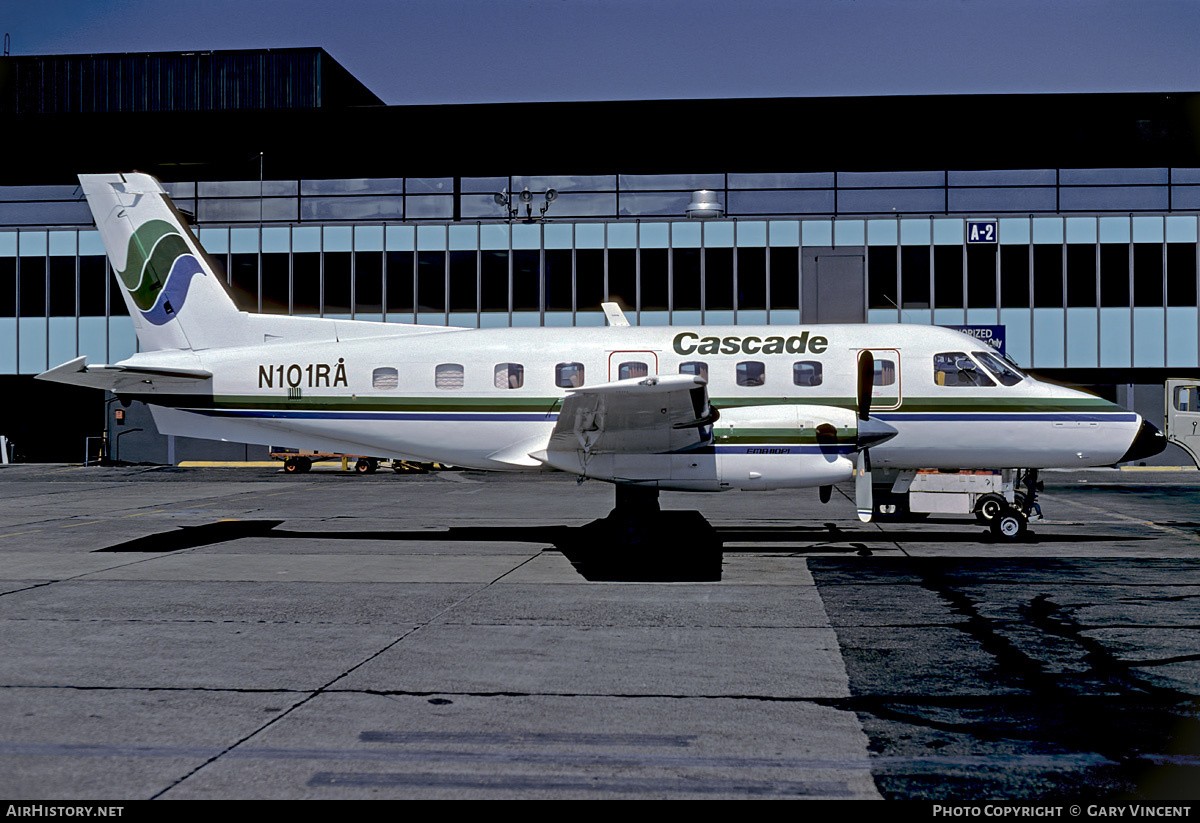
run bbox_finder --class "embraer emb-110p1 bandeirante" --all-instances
[39,173,1166,540]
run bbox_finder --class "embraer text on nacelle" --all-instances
[672,331,828,356]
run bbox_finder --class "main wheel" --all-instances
[990,509,1028,541]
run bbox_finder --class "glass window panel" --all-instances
[1066,245,1096,307]
[1132,216,1164,244]
[417,251,445,312]
[769,247,799,312]
[79,256,106,316]
[736,361,765,387]
[1133,243,1163,306]
[934,245,963,309]
[323,252,352,315]
[356,252,384,314]
[1098,217,1131,244]
[494,363,524,389]
[966,246,996,308]
[608,249,636,310]
[295,254,324,316]
[1033,245,1063,308]
[78,231,104,257]
[372,367,399,390]
[435,363,464,390]
[619,173,723,191]
[407,178,452,193]
[1032,218,1064,245]
[48,257,75,316]
[839,189,944,213]
[385,251,414,315]
[1,258,17,317]
[229,228,258,254]
[1099,307,1132,367]
[607,223,637,249]
[1099,244,1129,307]
[620,193,692,217]
[544,224,573,250]
[934,352,995,387]
[1165,216,1198,243]
[640,223,669,249]
[704,248,733,311]
[728,190,834,215]
[544,249,572,312]
[833,220,865,247]
[618,362,648,380]
[868,247,897,309]
[385,225,415,252]
[792,361,822,387]
[673,248,701,312]
[641,248,668,312]
[48,231,75,257]
[1167,244,1197,307]
[447,250,476,314]
[1060,168,1168,185]
[729,172,834,189]
[1065,218,1097,245]
[948,188,1057,213]
[18,232,47,257]
[228,253,258,312]
[768,221,800,246]
[737,248,766,311]
[575,224,605,249]
[873,360,897,386]
[1061,187,1168,212]
[354,226,384,252]
[260,227,290,254]
[932,219,963,246]
[679,361,708,381]
[19,258,45,316]
[107,272,128,316]
[323,226,353,253]
[735,222,767,246]
[801,220,833,247]
[512,250,539,313]
[199,180,297,196]
[999,246,1029,308]
[900,219,931,246]
[302,178,405,195]
[261,254,289,315]
[576,249,604,314]
[867,219,898,246]
[948,169,1057,186]
[514,174,616,192]
[511,223,540,251]
[704,222,734,247]
[999,218,1030,245]
[481,250,508,313]
[292,227,320,254]
[555,362,585,388]
[901,247,931,308]
[671,222,702,248]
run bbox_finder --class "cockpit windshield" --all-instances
[973,350,1025,386]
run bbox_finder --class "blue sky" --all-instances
[7,0,1200,105]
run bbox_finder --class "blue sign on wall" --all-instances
[944,325,1006,355]
[966,220,997,244]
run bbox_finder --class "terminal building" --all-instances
[1,48,1198,463]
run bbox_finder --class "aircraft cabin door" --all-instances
[861,348,902,410]
[608,351,659,381]
[1166,378,1200,467]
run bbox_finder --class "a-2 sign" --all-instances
[967,220,997,244]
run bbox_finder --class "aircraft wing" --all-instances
[36,356,213,393]
[542,374,716,457]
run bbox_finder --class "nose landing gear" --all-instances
[988,469,1042,541]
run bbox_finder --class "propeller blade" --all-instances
[819,484,832,504]
[857,350,875,422]
[855,449,873,522]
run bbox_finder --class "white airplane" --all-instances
[39,172,1166,540]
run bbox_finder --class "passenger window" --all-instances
[934,352,994,387]
[874,359,897,387]
[679,361,709,381]
[618,361,648,380]
[1175,386,1199,412]
[973,350,1025,387]
[435,363,464,390]
[372,367,399,390]
[556,362,585,388]
[737,361,765,387]
[792,361,822,387]
[495,363,524,389]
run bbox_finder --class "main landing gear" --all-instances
[985,469,1043,542]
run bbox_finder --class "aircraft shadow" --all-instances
[91,513,1152,583]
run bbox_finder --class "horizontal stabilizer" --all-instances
[36,356,212,393]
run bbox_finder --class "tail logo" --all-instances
[117,219,205,326]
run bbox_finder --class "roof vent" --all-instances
[686,190,723,219]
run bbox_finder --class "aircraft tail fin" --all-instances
[78,172,241,352]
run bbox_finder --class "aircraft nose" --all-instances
[1119,419,1167,463]
[857,417,899,449]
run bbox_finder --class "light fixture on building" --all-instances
[686,189,723,219]
[494,187,558,222]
